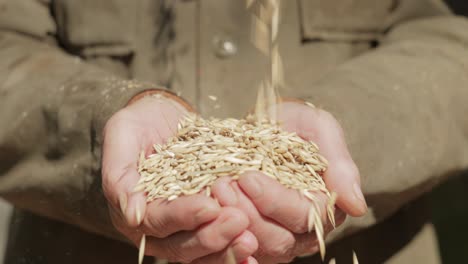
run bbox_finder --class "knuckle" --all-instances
[279,255,296,263]
[165,242,192,263]
[294,237,316,256]
[260,201,278,217]
[197,232,224,252]
[147,215,171,238]
[268,245,291,259]
[288,218,307,234]
[254,247,268,259]
[266,235,295,258]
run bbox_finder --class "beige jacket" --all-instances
[1,0,468,263]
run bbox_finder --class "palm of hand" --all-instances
[212,102,366,263]
[102,97,255,264]
[102,98,366,264]
[102,97,187,240]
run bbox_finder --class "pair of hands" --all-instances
[101,94,367,264]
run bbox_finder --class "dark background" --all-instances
[431,2,468,263]
[446,0,468,16]
[431,173,468,264]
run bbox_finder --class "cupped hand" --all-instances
[213,101,367,263]
[101,95,257,263]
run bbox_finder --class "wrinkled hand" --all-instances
[213,101,367,263]
[102,95,257,263]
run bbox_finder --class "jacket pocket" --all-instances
[53,0,139,57]
[298,0,397,42]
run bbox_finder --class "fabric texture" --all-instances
[0,0,467,263]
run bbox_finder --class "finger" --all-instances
[102,114,148,226]
[191,230,258,264]
[243,257,259,264]
[143,194,220,238]
[106,163,146,227]
[120,99,193,226]
[288,209,346,257]
[102,113,140,199]
[254,232,319,264]
[277,102,367,216]
[238,171,329,233]
[211,177,239,206]
[145,207,249,263]
[107,201,143,244]
[213,182,298,263]
[102,98,191,228]
[232,231,259,262]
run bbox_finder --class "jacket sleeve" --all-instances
[0,4,155,240]
[305,15,468,240]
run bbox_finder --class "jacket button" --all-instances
[213,34,238,58]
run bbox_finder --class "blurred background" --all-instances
[428,1,468,263]
[0,0,468,263]
[431,173,468,263]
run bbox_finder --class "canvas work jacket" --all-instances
[1,0,468,263]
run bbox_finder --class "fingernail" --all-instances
[240,175,263,199]
[119,193,128,215]
[245,256,258,264]
[195,204,220,222]
[234,231,258,254]
[353,183,367,212]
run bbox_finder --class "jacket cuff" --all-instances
[126,88,196,113]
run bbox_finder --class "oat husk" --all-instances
[138,235,145,264]
[136,114,336,262]
[225,248,237,264]
[353,251,359,264]
[136,114,330,202]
